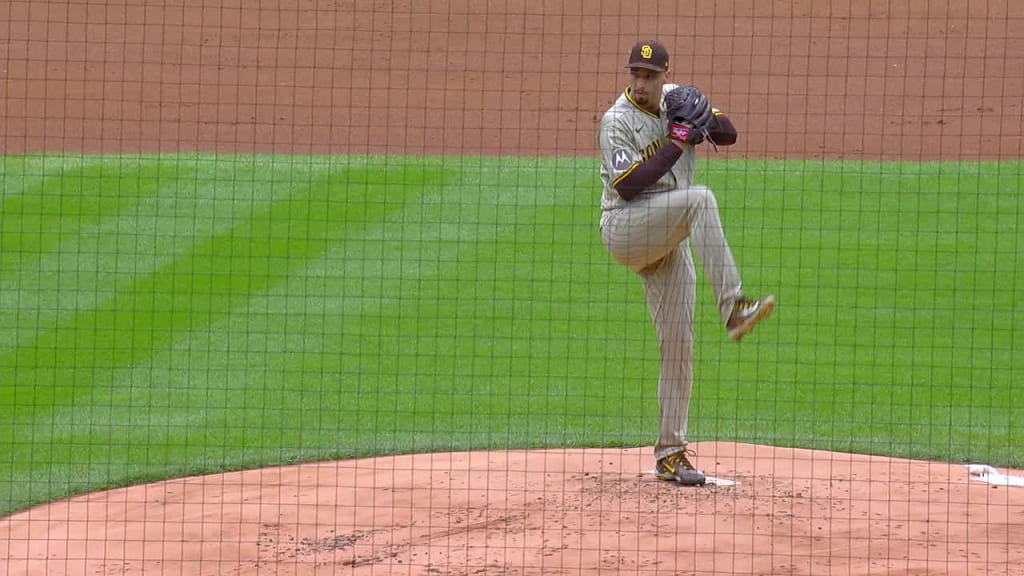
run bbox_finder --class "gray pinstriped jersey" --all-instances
[597,83,696,211]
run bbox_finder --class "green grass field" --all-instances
[1,153,1021,516]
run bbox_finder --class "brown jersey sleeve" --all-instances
[707,110,738,146]
[612,143,684,201]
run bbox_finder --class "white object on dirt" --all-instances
[644,469,738,487]
[965,464,1024,487]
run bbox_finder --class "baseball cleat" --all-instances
[655,450,706,486]
[726,295,776,342]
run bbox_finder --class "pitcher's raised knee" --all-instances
[652,185,717,218]
[686,184,717,208]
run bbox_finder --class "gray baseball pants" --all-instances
[600,185,742,460]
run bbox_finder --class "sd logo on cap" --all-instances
[626,40,669,72]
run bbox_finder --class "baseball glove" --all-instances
[664,85,713,144]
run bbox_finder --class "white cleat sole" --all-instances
[728,295,776,342]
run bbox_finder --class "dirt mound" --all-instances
[4,442,1023,575]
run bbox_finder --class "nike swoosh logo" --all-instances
[635,126,643,133]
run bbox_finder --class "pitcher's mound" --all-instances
[3,442,1023,575]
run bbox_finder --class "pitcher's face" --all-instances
[629,68,666,113]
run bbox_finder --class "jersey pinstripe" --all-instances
[597,83,696,211]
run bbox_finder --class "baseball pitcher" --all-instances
[597,40,776,486]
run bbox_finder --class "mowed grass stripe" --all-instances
[0,163,452,417]
[0,156,92,200]
[0,159,188,275]
[0,162,268,356]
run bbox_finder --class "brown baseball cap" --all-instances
[625,40,670,72]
